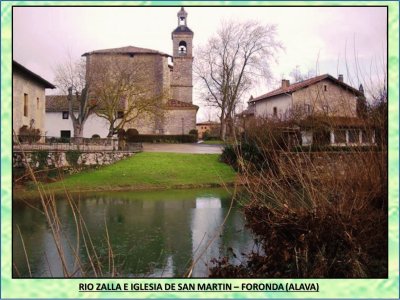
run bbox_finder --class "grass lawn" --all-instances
[201,140,225,145]
[45,152,236,192]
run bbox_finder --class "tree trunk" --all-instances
[220,117,227,141]
[73,124,83,144]
[108,124,115,138]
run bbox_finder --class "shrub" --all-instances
[91,134,100,139]
[220,144,238,170]
[18,125,41,143]
[292,145,378,152]
[203,131,220,141]
[189,129,198,135]
[32,150,49,168]
[117,129,126,139]
[127,134,197,143]
[126,128,139,137]
[65,150,81,166]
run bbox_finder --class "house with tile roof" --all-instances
[246,74,373,145]
[45,95,111,138]
[13,60,55,137]
[196,121,220,139]
[47,7,198,138]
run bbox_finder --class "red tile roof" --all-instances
[166,99,198,109]
[250,74,362,103]
[82,46,170,57]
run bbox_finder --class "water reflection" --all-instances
[13,189,253,277]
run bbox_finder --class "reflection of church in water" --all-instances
[101,193,253,277]
[14,191,254,277]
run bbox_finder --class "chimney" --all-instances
[281,79,290,88]
[338,74,344,82]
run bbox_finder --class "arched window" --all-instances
[178,41,187,54]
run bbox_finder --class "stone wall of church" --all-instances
[86,53,170,101]
[128,112,157,134]
[163,109,197,135]
[86,53,172,134]
[170,85,192,104]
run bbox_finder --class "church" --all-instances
[46,7,198,138]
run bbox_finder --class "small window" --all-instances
[62,111,69,119]
[324,85,327,92]
[24,93,28,117]
[334,129,347,143]
[348,129,359,143]
[361,129,373,143]
[60,130,71,138]
[37,97,40,109]
[273,107,277,116]
[117,111,124,119]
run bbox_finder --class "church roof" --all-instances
[166,99,198,110]
[82,46,171,57]
[172,25,193,35]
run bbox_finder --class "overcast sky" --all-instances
[13,6,387,121]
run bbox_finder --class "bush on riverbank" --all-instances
[210,119,387,278]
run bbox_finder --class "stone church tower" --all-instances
[171,7,193,104]
[73,7,198,137]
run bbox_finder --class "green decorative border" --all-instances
[1,1,398,299]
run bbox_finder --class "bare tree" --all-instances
[54,58,96,139]
[289,65,315,83]
[88,56,165,137]
[195,20,282,140]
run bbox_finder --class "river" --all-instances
[13,188,254,278]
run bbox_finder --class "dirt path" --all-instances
[142,143,223,154]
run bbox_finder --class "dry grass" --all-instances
[211,118,387,278]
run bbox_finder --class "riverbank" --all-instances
[14,152,237,199]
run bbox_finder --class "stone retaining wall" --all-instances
[13,150,135,169]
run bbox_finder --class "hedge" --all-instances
[127,134,197,143]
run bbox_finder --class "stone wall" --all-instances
[171,57,193,103]
[292,79,358,117]
[163,108,197,135]
[13,150,135,169]
[13,70,47,135]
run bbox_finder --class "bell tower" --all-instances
[171,7,193,104]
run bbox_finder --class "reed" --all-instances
[211,114,387,278]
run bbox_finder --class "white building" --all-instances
[45,95,110,138]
